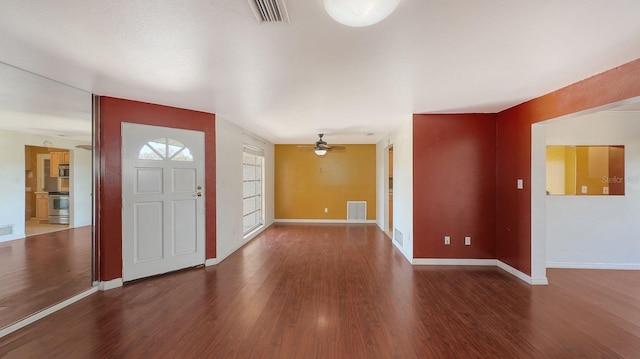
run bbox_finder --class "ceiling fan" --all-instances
[299,134,345,156]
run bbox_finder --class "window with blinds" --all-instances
[243,145,264,235]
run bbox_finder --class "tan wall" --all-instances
[275,144,376,220]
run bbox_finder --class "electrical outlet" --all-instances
[324,208,328,213]
[581,185,588,194]
[444,236,450,245]
[464,236,471,246]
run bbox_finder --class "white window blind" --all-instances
[243,145,264,235]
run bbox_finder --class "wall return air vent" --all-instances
[249,0,290,23]
[347,201,367,222]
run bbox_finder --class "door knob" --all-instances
[196,191,203,197]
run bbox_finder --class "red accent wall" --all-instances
[496,58,640,275]
[98,97,216,281]
[413,114,496,259]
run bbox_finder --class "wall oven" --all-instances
[49,191,70,224]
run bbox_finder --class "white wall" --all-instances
[0,129,92,242]
[544,112,640,269]
[70,147,92,228]
[215,118,275,262]
[376,116,413,262]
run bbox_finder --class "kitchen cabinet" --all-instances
[35,192,49,221]
[49,151,70,177]
[50,152,62,177]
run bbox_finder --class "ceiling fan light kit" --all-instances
[323,0,400,27]
[298,134,346,156]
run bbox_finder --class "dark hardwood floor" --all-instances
[0,224,638,358]
[0,226,92,329]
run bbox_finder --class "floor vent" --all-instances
[347,201,367,222]
[394,228,403,246]
[0,225,14,236]
[249,0,290,23]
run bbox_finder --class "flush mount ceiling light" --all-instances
[323,0,400,27]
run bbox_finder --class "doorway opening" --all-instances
[25,145,70,236]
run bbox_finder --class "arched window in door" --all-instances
[138,137,194,162]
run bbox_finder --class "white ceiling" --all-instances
[0,0,639,144]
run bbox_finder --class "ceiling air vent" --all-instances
[248,0,290,23]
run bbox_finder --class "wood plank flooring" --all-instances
[0,226,92,329]
[1,223,638,358]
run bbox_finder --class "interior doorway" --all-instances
[25,145,70,236]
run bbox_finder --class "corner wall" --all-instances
[412,114,497,259]
[215,118,275,262]
[497,58,640,276]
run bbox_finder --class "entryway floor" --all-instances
[25,219,69,237]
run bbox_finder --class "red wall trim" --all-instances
[496,58,640,275]
[413,114,497,259]
[98,97,216,281]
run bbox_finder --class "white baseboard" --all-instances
[0,286,98,338]
[274,219,377,224]
[410,259,548,285]
[547,262,640,270]
[497,260,548,285]
[531,276,549,285]
[205,258,220,266]
[98,278,123,291]
[412,258,497,266]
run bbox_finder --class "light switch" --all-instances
[444,236,450,245]
[517,179,523,189]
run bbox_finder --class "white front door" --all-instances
[122,123,205,281]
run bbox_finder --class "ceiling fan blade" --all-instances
[297,145,315,149]
[328,145,346,150]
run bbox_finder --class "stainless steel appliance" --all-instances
[58,164,70,178]
[48,191,70,224]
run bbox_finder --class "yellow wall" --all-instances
[546,146,566,195]
[576,146,609,195]
[275,144,376,220]
[564,146,576,195]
